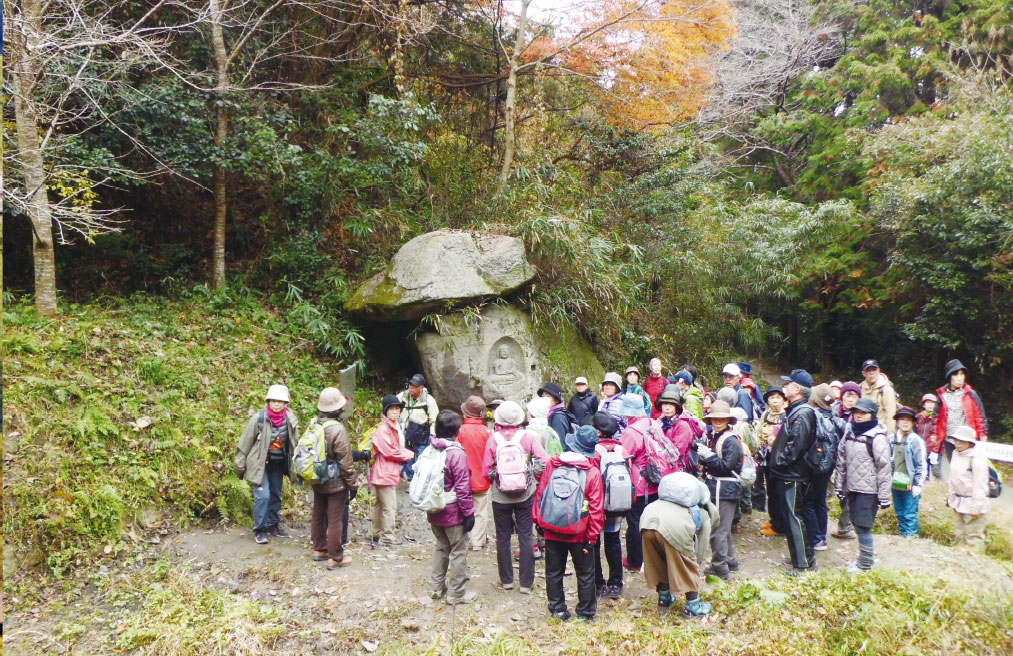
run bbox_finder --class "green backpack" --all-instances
[293,419,339,484]
[536,425,564,457]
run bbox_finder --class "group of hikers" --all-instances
[234,358,996,620]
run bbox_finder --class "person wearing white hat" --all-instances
[235,385,300,544]
[568,376,600,426]
[721,363,755,423]
[946,426,990,552]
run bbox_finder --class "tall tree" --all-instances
[3,0,171,315]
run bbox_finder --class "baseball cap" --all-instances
[861,359,879,371]
[722,363,741,377]
[574,376,588,385]
[780,369,814,388]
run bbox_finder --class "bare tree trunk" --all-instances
[210,0,230,289]
[11,0,59,315]
[497,0,530,191]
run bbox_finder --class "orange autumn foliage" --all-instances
[521,0,736,128]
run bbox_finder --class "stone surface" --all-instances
[344,231,536,321]
[413,304,605,408]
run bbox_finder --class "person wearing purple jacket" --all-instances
[427,410,477,605]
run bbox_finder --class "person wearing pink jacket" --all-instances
[369,395,415,546]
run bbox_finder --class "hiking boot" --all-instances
[683,598,713,618]
[551,610,572,621]
[312,551,328,562]
[269,526,289,538]
[703,565,729,580]
[254,531,269,545]
[786,567,811,578]
[814,540,828,551]
[831,530,856,540]
[657,590,674,608]
[727,562,740,572]
[760,527,783,536]
[445,591,478,606]
[327,557,352,570]
[575,615,595,622]
[606,585,623,600]
[431,587,446,600]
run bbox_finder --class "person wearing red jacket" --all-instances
[644,358,669,419]
[934,359,989,462]
[369,395,416,546]
[458,396,493,550]
[533,425,605,622]
[916,393,942,480]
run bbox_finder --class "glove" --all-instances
[348,487,358,501]
[461,515,475,532]
[236,467,246,479]
[696,444,714,459]
[911,485,922,498]
[928,452,939,466]
[879,501,891,510]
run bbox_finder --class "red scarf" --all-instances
[265,405,287,427]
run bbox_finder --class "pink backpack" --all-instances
[493,431,531,493]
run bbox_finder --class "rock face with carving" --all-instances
[414,304,605,408]
[343,230,536,321]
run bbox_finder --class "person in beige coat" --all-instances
[235,384,299,544]
[946,426,990,552]
[309,387,358,570]
[859,360,898,433]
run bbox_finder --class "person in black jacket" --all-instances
[538,381,575,441]
[768,369,818,576]
[568,376,600,426]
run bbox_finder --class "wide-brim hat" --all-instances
[565,425,599,457]
[944,359,967,381]
[382,394,404,414]
[537,382,564,403]
[704,400,737,424]
[625,365,641,378]
[763,385,785,402]
[526,396,552,419]
[461,395,486,418]
[946,425,977,445]
[266,384,291,403]
[654,385,684,411]
[574,376,589,386]
[318,387,348,413]
[854,397,879,415]
[602,372,623,389]
[619,394,647,417]
[894,406,918,422]
[737,362,752,375]
[494,400,526,426]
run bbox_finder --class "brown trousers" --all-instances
[642,529,700,595]
[312,488,348,560]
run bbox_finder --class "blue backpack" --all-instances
[536,465,588,536]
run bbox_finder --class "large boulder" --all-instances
[344,230,536,321]
[414,304,605,409]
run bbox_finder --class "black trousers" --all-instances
[493,496,536,588]
[751,463,767,512]
[594,530,623,588]
[544,539,597,618]
[772,477,814,569]
[766,467,786,533]
[625,492,658,569]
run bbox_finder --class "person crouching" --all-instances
[533,425,605,622]
[641,472,715,618]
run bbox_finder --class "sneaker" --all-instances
[760,527,783,536]
[761,522,773,530]
[431,587,446,600]
[379,537,404,547]
[312,551,328,562]
[657,590,674,609]
[595,584,606,598]
[622,557,641,572]
[445,591,478,605]
[727,562,740,572]
[814,540,828,551]
[845,562,870,575]
[254,531,269,545]
[786,567,810,578]
[606,585,623,600]
[326,557,352,570]
[831,530,856,540]
[518,586,531,595]
[269,526,289,538]
[575,615,595,622]
[534,545,544,560]
[501,582,514,590]
[683,598,713,618]
[551,610,572,621]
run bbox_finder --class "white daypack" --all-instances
[596,443,633,514]
[715,432,758,487]
[408,443,461,512]
[493,431,530,493]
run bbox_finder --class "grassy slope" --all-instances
[2,291,377,580]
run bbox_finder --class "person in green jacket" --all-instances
[672,370,704,420]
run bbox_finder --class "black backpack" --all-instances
[805,412,842,475]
